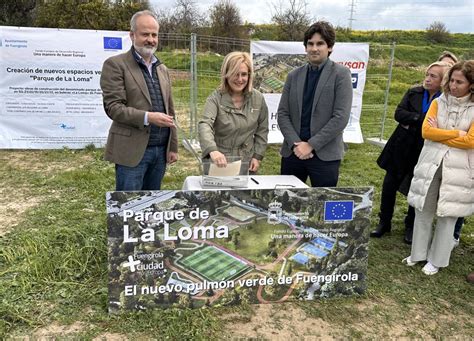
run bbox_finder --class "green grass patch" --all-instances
[1,142,472,339]
[179,246,249,282]
[1,37,473,338]
[215,221,293,264]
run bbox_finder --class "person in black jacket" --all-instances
[371,61,450,243]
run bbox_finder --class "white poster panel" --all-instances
[0,26,131,149]
[251,41,369,144]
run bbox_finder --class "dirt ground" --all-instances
[224,304,334,339]
[17,299,469,339]
[0,188,40,237]
[0,152,93,237]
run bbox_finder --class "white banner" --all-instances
[251,41,369,143]
[0,26,131,149]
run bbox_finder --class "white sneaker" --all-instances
[453,238,460,248]
[422,262,439,275]
[402,256,417,266]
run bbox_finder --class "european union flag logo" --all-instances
[351,73,358,88]
[324,201,354,221]
[103,37,122,50]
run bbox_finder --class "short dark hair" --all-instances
[303,21,336,53]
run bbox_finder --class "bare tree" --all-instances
[426,21,451,44]
[172,0,205,34]
[209,0,244,39]
[271,0,311,41]
[154,0,205,34]
[154,7,176,34]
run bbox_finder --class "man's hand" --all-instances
[148,112,175,127]
[249,158,260,172]
[293,142,314,160]
[167,151,178,164]
[210,151,227,167]
[459,130,467,137]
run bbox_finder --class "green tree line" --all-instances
[0,0,149,30]
[1,0,472,48]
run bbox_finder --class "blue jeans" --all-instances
[115,145,167,191]
[280,153,341,187]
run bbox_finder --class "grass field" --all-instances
[0,143,472,339]
[1,37,473,338]
[180,246,249,282]
[263,77,284,91]
[222,206,255,222]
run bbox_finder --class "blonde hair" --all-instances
[424,61,450,93]
[437,50,458,66]
[426,61,450,79]
[219,52,253,94]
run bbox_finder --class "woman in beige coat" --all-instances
[198,52,268,173]
[404,60,474,275]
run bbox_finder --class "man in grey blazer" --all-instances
[101,10,178,191]
[277,21,353,187]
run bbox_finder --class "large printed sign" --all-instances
[107,187,373,312]
[251,42,369,143]
[0,26,131,149]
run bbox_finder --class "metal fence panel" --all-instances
[157,34,395,149]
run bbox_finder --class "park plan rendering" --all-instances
[107,187,372,311]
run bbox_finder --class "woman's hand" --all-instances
[249,158,260,172]
[209,151,227,168]
[459,130,467,137]
[427,117,438,128]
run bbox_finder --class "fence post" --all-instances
[380,42,396,141]
[190,33,198,140]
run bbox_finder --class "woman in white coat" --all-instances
[404,60,474,275]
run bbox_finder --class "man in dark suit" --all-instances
[100,10,178,191]
[277,21,353,187]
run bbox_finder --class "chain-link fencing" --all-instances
[158,33,395,153]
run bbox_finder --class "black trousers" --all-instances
[379,171,415,228]
[281,153,341,187]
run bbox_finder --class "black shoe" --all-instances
[404,226,413,244]
[370,224,391,238]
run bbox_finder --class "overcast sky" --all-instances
[150,0,473,33]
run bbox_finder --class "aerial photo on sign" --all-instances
[107,187,373,312]
[253,54,306,93]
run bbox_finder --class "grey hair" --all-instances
[130,10,158,32]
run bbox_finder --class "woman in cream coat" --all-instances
[404,60,474,275]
